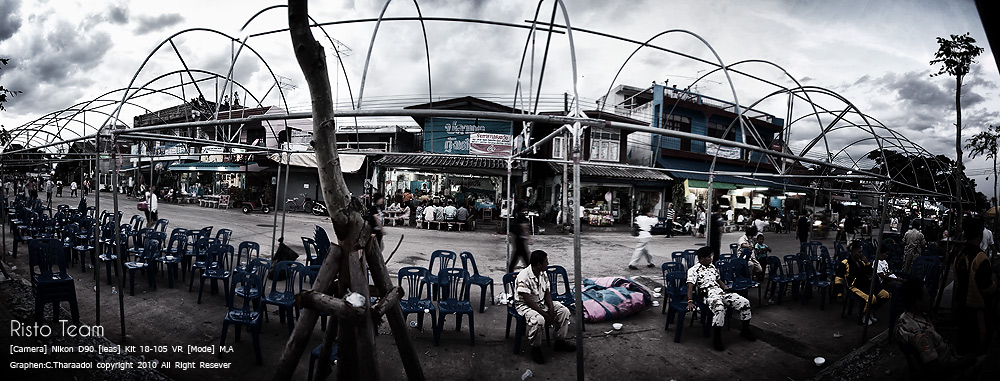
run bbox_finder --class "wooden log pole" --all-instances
[297,290,366,321]
[271,245,341,381]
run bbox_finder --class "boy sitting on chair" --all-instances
[686,246,757,351]
[514,250,576,364]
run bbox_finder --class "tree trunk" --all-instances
[955,76,964,234]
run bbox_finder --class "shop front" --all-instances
[374,155,516,214]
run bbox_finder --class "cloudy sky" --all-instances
[1,0,998,196]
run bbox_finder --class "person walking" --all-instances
[664,202,676,238]
[629,206,657,270]
[44,178,54,206]
[797,215,809,244]
[902,221,926,274]
[26,178,38,200]
[507,201,531,273]
[145,187,159,227]
[70,180,78,197]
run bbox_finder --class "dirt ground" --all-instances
[1,193,994,380]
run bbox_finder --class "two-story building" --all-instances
[605,83,801,220]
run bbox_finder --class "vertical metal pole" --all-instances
[94,128,102,325]
[279,150,292,249]
[505,159,512,270]
[111,131,127,343]
[269,151,283,257]
[571,121,584,381]
[861,189,891,343]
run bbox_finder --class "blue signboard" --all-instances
[423,118,512,154]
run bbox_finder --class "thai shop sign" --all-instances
[470,133,512,156]
[705,142,741,160]
[423,117,511,155]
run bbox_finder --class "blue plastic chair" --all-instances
[29,238,80,324]
[784,254,805,300]
[502,272,549,354]
[219,271,263,365]
[546,265,574,310]
[663,271,710,342]
[215,228,233,246]
[197,244,235,304]
[308,343,338,381]
[660,262,685,313]
[263,261,305,333]
[909,256,941,297]
[235,258,271,301]
[434,268,475,346]
[398,266,437,332]
[301,237,318,266]
[424,250,457,300]
[729,243,739,257]
[125,238,160,296]
[157,234,186,288]
[800,259,831,309]
[764,256,793,304]
[235,241,260,273]
[670,251,686,269]
[187,238,219,291]
[460,251,495,313]
[729,259,762,307]
[682,249,699,270]
[152,218,169,233]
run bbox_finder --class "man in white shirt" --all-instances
[422,203,436,227]
[981,227,996,256]
[515,250,575,364]
[753,216,769,234]
[629,206,658,269]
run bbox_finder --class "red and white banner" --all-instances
[469,133,512,156]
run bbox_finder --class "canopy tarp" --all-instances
[268,152,365,174]
[687,179,737,190]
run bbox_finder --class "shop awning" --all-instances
[167,162,262,172]
[548,162,672,181]
[375,154,516,177]
[267,152,365,174]
[687,179,737,190]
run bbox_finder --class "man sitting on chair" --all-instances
[514,250,576,364]
[686,246,756,351]
[896,278,978,379]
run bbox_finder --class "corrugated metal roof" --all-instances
[375,155,508,170]
[548,162,672,181]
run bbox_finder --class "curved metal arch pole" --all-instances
[105,27,292,138]
[530,1,560,115]
[356,0,434,109]
[544,1,584,379]
[510,1,549,112]
[686,59,829,164]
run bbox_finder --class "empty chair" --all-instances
[29,238,81,324]
[156,234,185,288]
[398,266,436,332]
[424,250,457,300]
[263,261,305,333]
[764,256,794,305]
[235,258,272,301]
[125,238,160,296]
[546,265,575,310]
[434,268,475,346]
[301,237,318,267]
[197,244,236,304]
[682,249,699,270]
[215,228,233,246]
[219,272,263,365]
[96,225,121,285]
[152,218,169,233]
[235,241,261,273]
[660,262,685,313]
[460,251,495,313]
[670,251,686,269]
[728,259,762,308]
[783,254,805,300]
[800,259,832,309]
[187,237,219,291]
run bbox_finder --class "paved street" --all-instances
[3,192,894,380]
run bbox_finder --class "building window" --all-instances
[552,136,566,159]
[589,127,620,162]
[707,122,737,141]
[663,114,690,132]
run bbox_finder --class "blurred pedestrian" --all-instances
[952,217,996,355]
[629,206,656,270]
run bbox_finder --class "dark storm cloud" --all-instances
[881,71,950,108]
[107,4,129,24]
[1,19,113,115]
[0,0,23,42]
[134,13,184,36]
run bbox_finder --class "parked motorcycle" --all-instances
[311,200,328,216]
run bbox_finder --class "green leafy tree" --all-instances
[966,124,1000,229]
[930,32,984,232]
[0,57,19,112]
